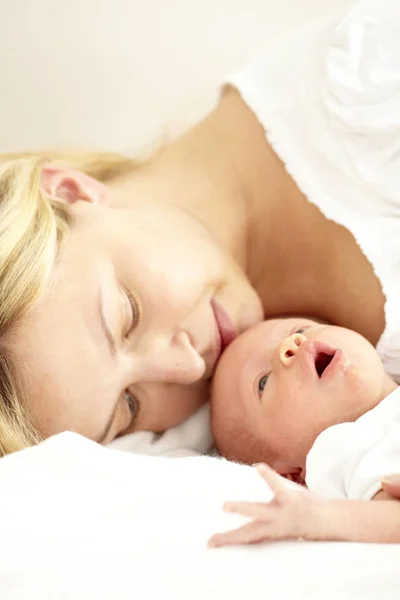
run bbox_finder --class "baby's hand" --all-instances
[208,463,328,547]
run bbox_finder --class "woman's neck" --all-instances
[159,88,342,319]
[109,88,280,270]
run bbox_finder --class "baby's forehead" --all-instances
[246,317,293,342]
[249,316,320,342]
[260,318,287,337]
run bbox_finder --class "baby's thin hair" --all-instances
[211,402,269,465]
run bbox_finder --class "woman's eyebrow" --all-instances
[98,287,117,357]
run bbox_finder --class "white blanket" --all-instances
[108,403,215,457]
[0,431,399,599]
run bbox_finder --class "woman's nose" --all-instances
[137,331,206,385]
[278,333,307,366]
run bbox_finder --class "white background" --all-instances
[0,0,349,153]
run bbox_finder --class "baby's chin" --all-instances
[381,372,398,399]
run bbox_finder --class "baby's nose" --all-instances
[278,333,307,366]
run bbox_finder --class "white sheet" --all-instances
[0,432,399,599]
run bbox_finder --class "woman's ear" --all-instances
[40,165,110,206]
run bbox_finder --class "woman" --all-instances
[1,0,400,484]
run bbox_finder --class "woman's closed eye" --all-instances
[97,390,139,444]
[125,390,139,424]
[122,284,141,337]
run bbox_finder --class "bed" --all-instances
[1,414,399,599]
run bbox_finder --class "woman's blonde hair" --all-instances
[0,150,137,456]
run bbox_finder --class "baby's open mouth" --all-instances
[308,342,340,379]
[314,351,335,377]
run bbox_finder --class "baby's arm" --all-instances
[209,464,400,547]
[305,489,400,543]
[209,390,400,547]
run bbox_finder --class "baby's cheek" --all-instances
[262,404,305,460]
[260,408,286,454]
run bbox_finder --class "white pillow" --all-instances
[0,432,399,599]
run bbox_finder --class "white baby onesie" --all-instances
[306,387,400,500]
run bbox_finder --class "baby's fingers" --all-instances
[208,521,271,548]
[255,463,290,495]
[224,500,273,521]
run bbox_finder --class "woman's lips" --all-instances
[211,299,237,353]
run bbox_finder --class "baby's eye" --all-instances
[292,325,312,336]
[258,375,269,393]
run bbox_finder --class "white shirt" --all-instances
[306,387,400,500]
[224,0,400,383]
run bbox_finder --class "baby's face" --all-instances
[211,318,396,479]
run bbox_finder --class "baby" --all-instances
[208,317,400,546]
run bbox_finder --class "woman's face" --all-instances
[13,169,263,444]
